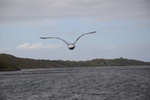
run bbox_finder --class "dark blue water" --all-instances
[0,66,150,100]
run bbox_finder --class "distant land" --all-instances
[0,53,150,71]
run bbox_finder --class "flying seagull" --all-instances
[40,31,96,50]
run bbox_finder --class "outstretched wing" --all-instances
[74,31,96,44]
[40,37,69,45]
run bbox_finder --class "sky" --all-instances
[0,0,150,61]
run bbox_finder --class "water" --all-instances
[0,66,150,100]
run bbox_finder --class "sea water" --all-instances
[0,66,150,100]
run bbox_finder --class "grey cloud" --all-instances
[0,0,150,22]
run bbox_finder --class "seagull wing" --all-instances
[74,31,96,44]
[40,37,69,45]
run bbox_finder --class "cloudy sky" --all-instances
[0,0,150,61]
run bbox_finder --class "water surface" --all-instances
[0,66,150,100]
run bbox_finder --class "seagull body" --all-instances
[40,31,96,50]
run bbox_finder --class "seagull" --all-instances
[40,31,96,50]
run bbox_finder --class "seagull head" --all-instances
[68,43,75,50]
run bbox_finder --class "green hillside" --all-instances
[0,53,62,71]
[0,53,150,71]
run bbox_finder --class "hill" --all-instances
[0,53,62,71]
[0,53,150,71]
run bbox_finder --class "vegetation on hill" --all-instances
[0,60,20,71]
[0,53,150,71]
[0,53,61,71]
